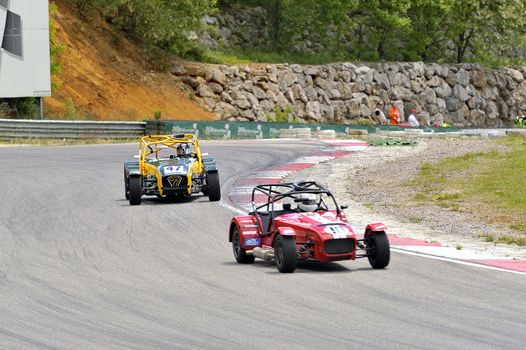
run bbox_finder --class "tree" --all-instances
[444,0,526,63]
[405,0,452,62]
[349,0,411,61]
[77,0,218,57]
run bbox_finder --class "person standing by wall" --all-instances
[388,105,401,125]
[408,109,420,127]
[374,104,388,125]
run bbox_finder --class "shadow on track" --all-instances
[117,194,209,206]
[222,260,374,274]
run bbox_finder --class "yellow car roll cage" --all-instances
[136,134,204,196]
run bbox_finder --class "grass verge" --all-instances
[201,49,344,65]
[411,136,526,232]
[477,233,526,246]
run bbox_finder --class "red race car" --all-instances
[229,181,390,273]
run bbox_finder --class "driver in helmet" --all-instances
[297,193,318,212]
[176,144,185,157]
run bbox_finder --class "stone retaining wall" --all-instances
[171,61,526,127]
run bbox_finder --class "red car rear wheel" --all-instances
[232,227,255,264]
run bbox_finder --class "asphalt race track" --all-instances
[1,140,525,350]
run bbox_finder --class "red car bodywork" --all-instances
[229,182,387,263]
[229,196,387,264]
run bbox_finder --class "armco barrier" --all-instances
[163,120,374,140]
[0,119,146,139]
[3,118,521,140]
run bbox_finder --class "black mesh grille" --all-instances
[162,175,187,190]
[324,239,354,254]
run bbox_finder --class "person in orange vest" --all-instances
[388,105,401,125]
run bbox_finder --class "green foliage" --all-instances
[49,3,65,92]
[78,0,217,58]
[478,233,526,246]
[368,138,418,146]
[62,98,97,120]
[477,233,495,242]
[266,105,295,122]
[65,98,79,120]
[75,0,526,65]
[0,98,39,119]
[349,117,375,126]
[154,111,162,120]
[214,0,526,65]
[0,102,13,118]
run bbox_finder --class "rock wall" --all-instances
[171,61,526,127]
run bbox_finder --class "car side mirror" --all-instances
[340,205,348,210]
[133,155,140,159]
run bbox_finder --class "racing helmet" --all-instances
[176,145,184,156]
[297,193,318,212]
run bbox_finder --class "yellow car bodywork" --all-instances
[137,134,205,196]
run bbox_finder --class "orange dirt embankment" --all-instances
[46,0,217,121]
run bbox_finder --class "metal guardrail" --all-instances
[0,119,146,139]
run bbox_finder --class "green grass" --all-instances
[510,224,526,232]
[477,233,495,242]
[477,233,526,246]
[412,136,526,223]
[201,48,345,65]
[407,216,423,223]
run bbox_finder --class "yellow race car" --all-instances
[123,134,220,205]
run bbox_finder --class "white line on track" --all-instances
[294,156,335,163]
[334,146,368,151]
[391,248,526,275]
[248,171,291,178]
[391,245,513,260]
[219,199,248,216]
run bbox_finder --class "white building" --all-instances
[0,0,51,98]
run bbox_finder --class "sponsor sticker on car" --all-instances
[244,238,261,246]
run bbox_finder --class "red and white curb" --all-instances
[224,139,526,275]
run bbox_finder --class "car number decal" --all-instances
[244,238,261,246]
[164,165,187,175]
[323,225,350,238]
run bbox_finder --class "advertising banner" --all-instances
[0,0,51,97]
[164,120,375,140]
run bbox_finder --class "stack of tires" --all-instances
[313,129,336,139]
[346,129,369,139]
[293,128,312,139]
[278,128,296,139]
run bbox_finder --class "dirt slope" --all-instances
[45,0,216,121]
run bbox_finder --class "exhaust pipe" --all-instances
[252,247,275,260]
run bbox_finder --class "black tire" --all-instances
[366,231,390,269]
[275,235,297,273]
[207,171,221,202]
[128,176,142,206]
[232,228,255,264]
[124,177,129,200]
[124,168,130,200]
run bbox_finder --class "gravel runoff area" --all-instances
[287,137,526,260]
